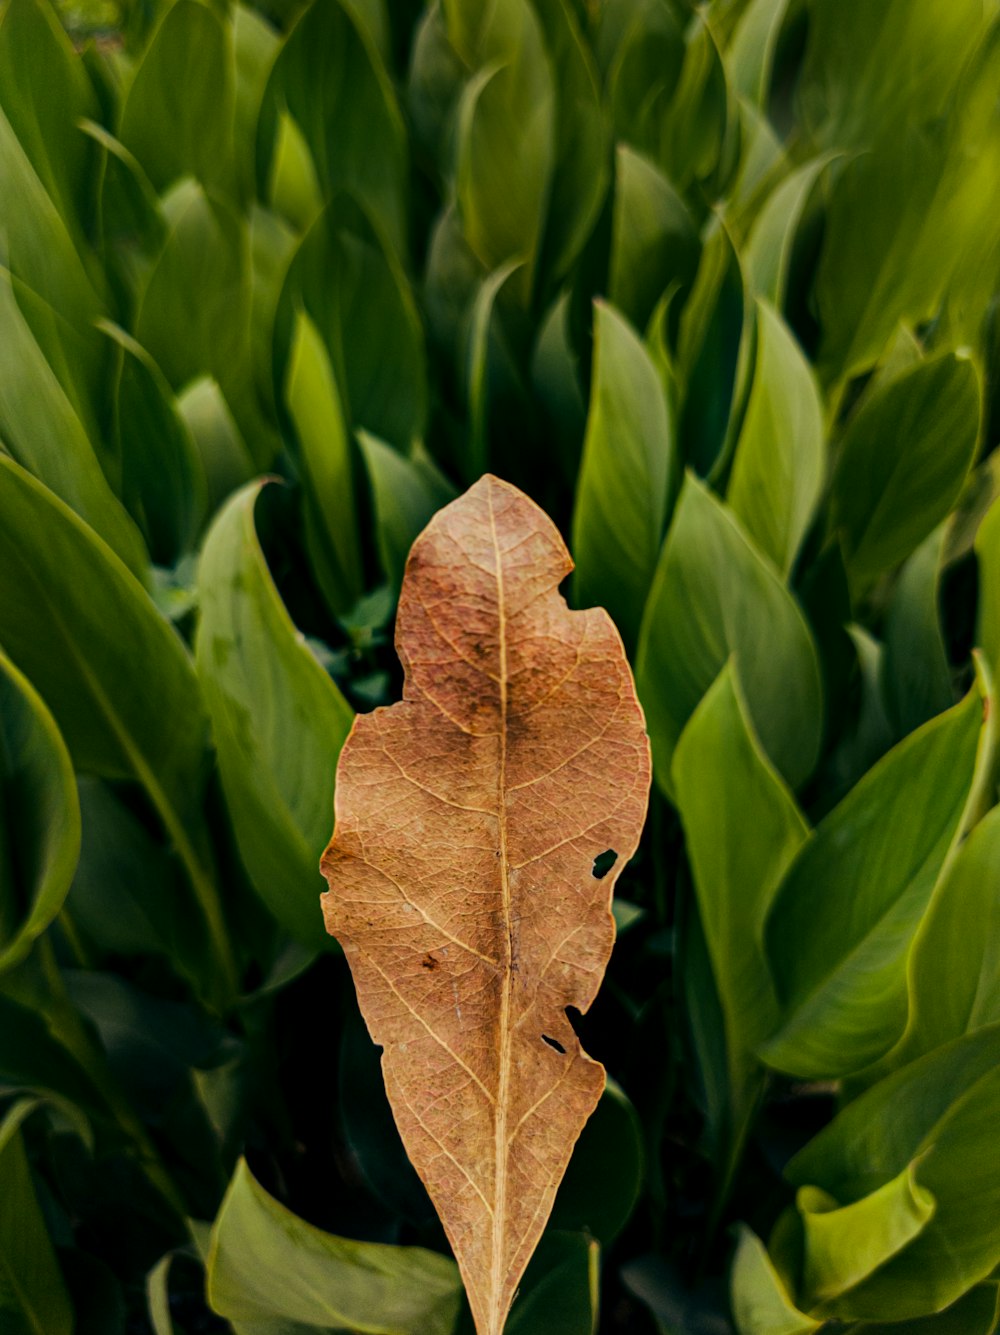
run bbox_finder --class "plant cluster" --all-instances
[1,0,1000,1331]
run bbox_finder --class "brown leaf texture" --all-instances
[320,475,651,1334]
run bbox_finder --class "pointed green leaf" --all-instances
[572,301,677,649]
[0,652,80,976]
[207,1159,461,1335]
[196,481,354,950]
[763,687,984,1079]
[267,109,324,232]
[637,472,823,795]
[731,1225,820,1335]
[0,1101,73,1335]
[357,433,456,589]
[673,664,807,1159]
[284,308,366,615]
[797,1166,936,1308]
[119,0,235,197]
[727,300,824,575]
[832,351,981,587]
[609,143,699,334]
[883,525,954,736]
[743,156,833,307]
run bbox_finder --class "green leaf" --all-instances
[743,155,834,308]
[258,0,407,254]
[636,472,823,795]
[676,220,753,479]
[731,1224,819,1335]
[797,0,982,151]
[464,257,524,479]
[608,143,699,335]
[727,0,791,108]
[572,300,677,650]
[797,1166,936,1309]
[896,805,1000,1064]
[659,15,735,194]
[786,1025,1000,1320]
[883,525,954,736]
[672,664,807,1166]
[762,686,984,1079]
[533,0,609,283]
[530,290,586,484]
[119,0,235,197]
[177,376,257,517]
[850,1283,1000,1334]
[0,652,80,976]
[195,480,354,951]
[455,0,555,306]
[276,202,427,454]
[99,320,207,564]
[284,308,366,615]
[206,1159,462,1335]
[0,266,147,578]
[0,457,236,1000]
[727,300,824,575]
[267,109,324,233]
[134,180,262,466]
[549,1080,644,1246]
[977,489,1000,673]
[831,351,981,588]
[0,1101,73,1335]
[358,433,456,589]
[505,1232,599,1335]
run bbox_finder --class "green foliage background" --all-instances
[2,0,1000,1330]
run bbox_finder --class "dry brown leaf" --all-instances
[320,474,650,1334]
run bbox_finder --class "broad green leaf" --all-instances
[0,0,98,245]
[100,320,207,564]
[119,0,235,197]
[358,432,456,588]
[257,0,407,253]
[276,202,427,454]
[572,301,677,649]
[659,16,735,194]
[232,4,282,206]
[786,1025,1000,1320]
[825,626,894,797]
[0,266,147,578]
[82,121,166,310]
[883,526,954,736]
[636,472,823,795]
[762,686,984,1079]
[603,0,685,157]
[831,351,981,588]
[408,3,466,173]
[0,1101,73,1335]
[743,156,833,308]
[177,377,256,517]
[196,481,354,951]
[673,664,807,1166]
[797,0,982,151]
[533,0,609,283]
[0,458,234,999]
[0,457,206,820]
[797,1166,936,1308]
[0,652,80,976]
[134,180,263,467]
[727,0,790,107]
[608,143,699,334]
[207,1159,462,1335]
[505,1232,599,1335]
[455,0,555,306]
[977,489,1000,673]
[531,290,586,484]
[850,1284,1000,1334]
[731,1225,820,1335]
[727,300,824,575]
[897,807,1000,1064]
[284,309,366,615]
[676,221,753,479]
[267,109,323,232]
[549,1081,644,1247]
[465,258,523,479]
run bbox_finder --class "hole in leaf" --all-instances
[592,849,618,879]
[541,1034,566,1055]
